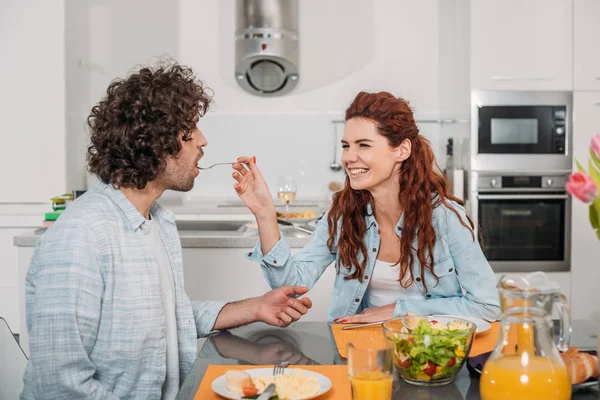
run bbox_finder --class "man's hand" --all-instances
[256,286,313,327]
[334,303,395,324]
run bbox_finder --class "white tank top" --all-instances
[364,259,425,308]
[144,218,179,400]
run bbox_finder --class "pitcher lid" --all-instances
[499,271,561,293]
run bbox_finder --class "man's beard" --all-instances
[167,175,195,192]
[159,168,195,192]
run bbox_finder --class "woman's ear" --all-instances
[396,138,412,162]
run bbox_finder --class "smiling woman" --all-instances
[233,91,500,323]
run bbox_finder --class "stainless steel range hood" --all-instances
[235,0,299,96]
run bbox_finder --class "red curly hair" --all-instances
[327,92,475,293]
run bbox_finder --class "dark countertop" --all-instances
[176,320,600,399]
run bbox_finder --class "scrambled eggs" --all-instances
[252,370,321,400]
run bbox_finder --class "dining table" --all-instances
[175,320,600,400]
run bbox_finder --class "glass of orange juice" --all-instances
[347,338,394,400]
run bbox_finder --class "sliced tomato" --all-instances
[430,320,438,324]
[242,387,258,396]
[447,357,456,367]
[424,361,437,376]
[407,338,415,344]
[397,358,412,368]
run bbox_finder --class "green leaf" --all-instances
[590,204,600,230]
[575,159,586,173]
[589,160,600,188]
[590,146,600,170]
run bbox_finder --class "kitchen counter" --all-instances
[13,226,314,248]
[13,198,326,248]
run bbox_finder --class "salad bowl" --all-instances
[382,315,476,386]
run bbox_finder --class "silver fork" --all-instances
[257,362,289,399]
[273,361,290,375]
[197,161,249,170]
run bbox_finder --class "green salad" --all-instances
[390,319,471,381]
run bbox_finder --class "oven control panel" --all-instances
[477,175,568,190]
[552,107,567,154]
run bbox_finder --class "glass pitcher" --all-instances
[480,272,572,400]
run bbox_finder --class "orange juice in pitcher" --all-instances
[481,355,570,399]
[480,273,572,400]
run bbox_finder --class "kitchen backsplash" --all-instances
[174,112,469,202]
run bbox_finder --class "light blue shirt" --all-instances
[21,183,227,399]
[247,200,500,322]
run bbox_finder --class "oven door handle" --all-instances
[477,194,569,200]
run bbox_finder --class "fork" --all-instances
[257,362,289,400]
[273,361,290,375]
[197,161,249,170]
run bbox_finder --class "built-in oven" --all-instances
[470,172,571,273]
[471,91,572,171]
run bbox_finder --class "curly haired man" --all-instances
[21,63,312,399]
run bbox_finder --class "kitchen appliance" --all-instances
[444,138,467,201]
[470,172,571,273]
[235,0,299,96]
[471,91,572,171]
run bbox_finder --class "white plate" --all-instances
[211,368,332,400]
[435,315,492,334]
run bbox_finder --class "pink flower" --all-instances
[591,133,600,161]
[566,172,598,203]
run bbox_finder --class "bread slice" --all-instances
[578,353,598,383]
[560,347,598,384]
[225,370,256,394]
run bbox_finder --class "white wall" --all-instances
[179,0,440,114]
[176,0,469,199]
[571,92,600,321]
[0,0,66,202]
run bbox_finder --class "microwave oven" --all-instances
[470,91,572,172]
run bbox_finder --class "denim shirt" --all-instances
[21,183,227,400]
[247,200,500,322]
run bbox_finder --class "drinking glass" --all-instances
[277,176,297,214]
[347,338,394,400]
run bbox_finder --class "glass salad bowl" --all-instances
[382,315,476,386]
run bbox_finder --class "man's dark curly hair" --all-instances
[87,62,212,189]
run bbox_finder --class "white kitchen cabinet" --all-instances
[0,206,45,335]
[574,0,600,90]
[570,92,600,322]
[470,0,573,91]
